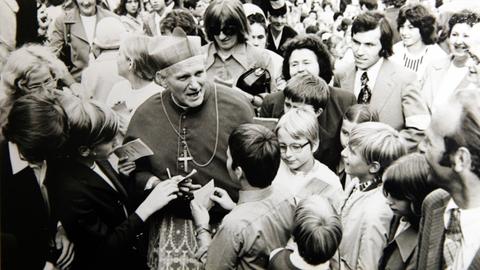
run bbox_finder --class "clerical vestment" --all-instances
[126,82,254,269]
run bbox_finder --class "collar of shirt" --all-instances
[444,198,480,270]
[289,244,329,270]
[205,43,250,71]
[154,12,162,35]
[354,57,384,98]
[8,142,47,186]
[238,186,274,204]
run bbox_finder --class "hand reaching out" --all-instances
[210,187,236,211]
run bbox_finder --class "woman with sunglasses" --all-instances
[203,0,277,102]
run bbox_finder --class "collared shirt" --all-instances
[271,28,283,49]
[353,58,384,99]
[8,142,47,187]
[443,199,480,270]
[154,12,162,36]
[205,186,296,270]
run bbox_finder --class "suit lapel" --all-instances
[96,160,128,201]
[427,203,447,269]
[371,60,396,114]
[341,64,356,94]
[65,9,89,43]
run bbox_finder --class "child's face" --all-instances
[385,193,411,217]
[277,128,314,172]
[341,145,371,181]
[90,140,116,160]
[340,119,355,149]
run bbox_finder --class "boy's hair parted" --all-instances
[284,73,330,114]
[275,108,320,146]
[348,122,407,177]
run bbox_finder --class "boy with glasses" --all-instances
[273,108,344,209]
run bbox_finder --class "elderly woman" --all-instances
[421,10,480,113]
[203,0,276,100]
[49,0,116,82]
[390,4,446,79]
[260,34,356,171]
[0,44,66,130]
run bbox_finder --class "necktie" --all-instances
[443,208,462,268]
[357,71,372,104]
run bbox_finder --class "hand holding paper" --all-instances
[192,180,215,210]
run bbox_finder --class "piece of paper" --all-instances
[113,138,154,162]
[193,179,215,210]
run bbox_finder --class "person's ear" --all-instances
[154,71,167,87]
[78,146,92,157]
[453,147,471,173]
[368,161,381,175]
[311,138,319,153]
[314,107,323,117]
[234,166,243,180]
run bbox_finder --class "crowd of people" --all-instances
[1,0,480,269]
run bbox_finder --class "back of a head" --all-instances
[60,95,118,156]
[343,104,379,123]
[383,152,436,225]
[228,123,280,188]
[161,9,198,35]
[3,92,67,163]
[121,34,156,81]
[359,0,378,11]
[352,11,394,58]
[284,73,330,113]
[93,17,127,50]
[293,195,342,265]
[275,108,319,145]
[348,122,407,176]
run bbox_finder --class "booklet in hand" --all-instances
[113,138,154,162]
[193,179,215,210]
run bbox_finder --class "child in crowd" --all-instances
[332,122,407,270]
[190,124,296,269]
[338,104,379,189]
[378,153,436,270]
[269,195,342,270]
[49,97,195,270]
[273,108,344,208]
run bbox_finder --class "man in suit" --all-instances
[417,89,480,270]
[266,0,297,55]
[143,0,176,36]
[335,11,430,150]
[1,93,74,270]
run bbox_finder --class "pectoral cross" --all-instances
[178,146,193,173]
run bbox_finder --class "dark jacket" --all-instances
[49,159,147,270]
[260,87,356,171]
[266,25,297,55]
[0,140,57,270]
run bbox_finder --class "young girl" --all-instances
[273,108,344,208]
[338,104,379,189]
[379,153,436,270]
[49,97,189,270]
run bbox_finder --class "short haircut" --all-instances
[228,124,280,188]
[292,195,342,265]
[397,4,438,45]
[204,0,250,44]
[275,108,320,146]
[306,24,320,34]
[440,89,480,179]
[447,10,480,36]
[383,153,435,228]
[3,93,68,163]
[120,34,156,81]
[343,104,379,123]
[348,122,407,177]
[60,95,119,155]
[281,34,334,83]
[359,0,378,10]
[352,11,394,58]
[283,73,330,113]
[161,9,198,35]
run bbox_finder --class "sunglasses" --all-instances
[210,24,237,36]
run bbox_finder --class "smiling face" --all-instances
[75,0,97,16]
[20,65,57,94]
[400,20,423,48]
[214,23,239,52]
[289,48,320,77]
[449,23,472,60]
[162,57,206,108]
[149,0,165,12]
[352,27,382,70]
[269,14,287,31]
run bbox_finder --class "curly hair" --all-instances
[397,4,438,45]
[161,9,198,35]
[281,34,334,83]
[447,10,480,36]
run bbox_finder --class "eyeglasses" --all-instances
[23,76,58,91]
[210,24,237,36]
[279,141,310,154]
